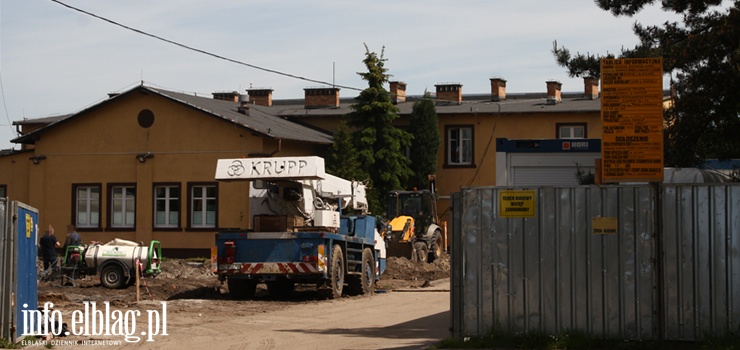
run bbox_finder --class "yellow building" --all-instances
[1,85,332,257]
[254,78,603,224]
[1,78,603,256]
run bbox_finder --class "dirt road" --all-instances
[27,258,451,349]
[29,282,450,350]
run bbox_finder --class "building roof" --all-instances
[11,85,333,145]
[14,83,667,146]
[258,91,603,119]
[13,114,73,125]
[147,87,332,144]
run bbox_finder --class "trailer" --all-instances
[213,156,386,299]
[61,239,162,289]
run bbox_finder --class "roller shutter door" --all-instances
[512,166,590,186]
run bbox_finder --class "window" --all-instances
[188,183,217,229]
[154,184,180,229]
[73,184,101,229]
[557,123,587,139]
[446,125,474,167]
[0,185,6,198]
[109,184,136,229]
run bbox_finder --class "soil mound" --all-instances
[37,253,450,304]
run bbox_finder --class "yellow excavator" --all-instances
[383,178,445,263]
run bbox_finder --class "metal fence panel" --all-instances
[452,184,740,340]
[0,201,39,342]
[450,192,464,339]
[13,202,39,339]
[0,198,10,341]
[661,185,740,340]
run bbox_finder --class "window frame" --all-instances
[153,182,182,231]
[556,122,587,139]
[187,182,218,231]
[107,183,136,231]
[71,183,102,232]
[444,124,475,168]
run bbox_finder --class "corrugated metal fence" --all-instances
[0,197,12,341]
[451,184,740,341]
[1,199,40,342]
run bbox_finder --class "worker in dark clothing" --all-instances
[63,224,82,251]
[39,225,61,270]
[63,224,83,265]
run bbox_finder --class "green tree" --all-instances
[325,121,363,182]
[553,0,740,166]
[345,45,413,213]
[407,92,440,190]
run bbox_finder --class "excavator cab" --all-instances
[383,190,443,262]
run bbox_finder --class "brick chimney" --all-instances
[546,81,562,104]
[490,78,507,101]
[212,91,240,102]
[304,87,340,109]
[435,83,462,105]
[389,81,407,104]
[247,88,273,107]
[583,76,599,100]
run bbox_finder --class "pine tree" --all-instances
[407,92,439,190]
[552,0,739,166]
[345,45,413,213]
[325,121,364,182]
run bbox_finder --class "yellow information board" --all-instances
[601,58,664,182]
[498,190,536,218]
[592,217,618,235]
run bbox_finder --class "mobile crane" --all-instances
[213,156,385,299]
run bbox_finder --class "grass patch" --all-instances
[0,338,20,349]
[185,257,209,264]
[0,336,37,349]
[434,330,740,350]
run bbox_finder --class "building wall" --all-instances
[0,151,32,202]
[11,92,324,255]
[431,111,601,222]
[2,87,602,255]
[290,108,601,224]
[298,107,601,221]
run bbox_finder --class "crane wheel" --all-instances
[330,244,344,299]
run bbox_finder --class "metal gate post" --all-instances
[652,182,664,340]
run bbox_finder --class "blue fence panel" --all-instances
[14,203,39,339]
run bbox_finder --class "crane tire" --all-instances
[228,279,257,299]
[360,248,375,295]
[330,244,344,299]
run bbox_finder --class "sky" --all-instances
[0,0,687,150]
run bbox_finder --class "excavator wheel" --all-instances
[428,230,444,263]
[413,241,428,263]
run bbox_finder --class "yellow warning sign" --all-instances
[499,190,536,218]
[601,58,664,183]
[592,217,618,235]
[25,213,33,238]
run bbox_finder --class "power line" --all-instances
[49,0,364,93]
[51,1,480,105]
[0,69,19,137]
